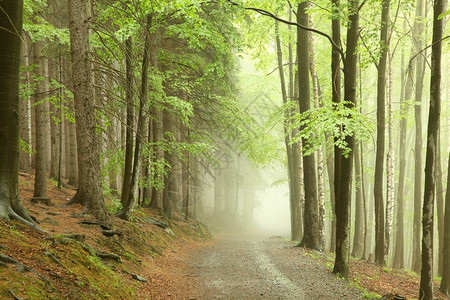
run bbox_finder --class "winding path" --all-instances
[188,234,363,299]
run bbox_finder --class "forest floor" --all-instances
[0,172,447,299]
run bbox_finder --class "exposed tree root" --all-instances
[7,208,43,232]
[63,193,84,206]
[0,204,43,232]
[0,253,53,292]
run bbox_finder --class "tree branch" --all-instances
[408,35,450,66]
[223,0,345,60]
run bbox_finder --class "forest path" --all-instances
[187,233,364,299]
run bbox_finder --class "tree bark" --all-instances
[411,0,425,273]
[19,36,32,172]
[0,0,36,227]
[296,2,319,250]
[330,0,341,253]
[309,23,325,250]
[119,37,135,215]
[32,40,48,199]
[440,153,450,295]
[67,0,107,221]
[385,42,395,264]
[275,19,301,241]
[352,142,364,258]
[333,0,358,279]
[374,0,390,266]
[436,133,444,276]
[419,0,445,298]
[393,47,407,269]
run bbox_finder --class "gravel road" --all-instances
[188,233,364,299]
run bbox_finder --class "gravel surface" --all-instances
[188,233,364,299]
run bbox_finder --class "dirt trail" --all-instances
[186,233,364,299]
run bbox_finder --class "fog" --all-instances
[253,183,291,237]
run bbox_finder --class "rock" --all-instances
[102,230,122,238]
[78,219,100,226]
[66,234,85,242]
[96,251,122,262]
[100,224,112,230]
[165,228,174,236]
[46,212,61,216]
[131,273,147,282]
[42,218,59,226]
[381,294,406,300]
[143,217,168,229]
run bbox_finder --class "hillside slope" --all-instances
[0,173,210,299]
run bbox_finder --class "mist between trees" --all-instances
[0,0,448,298]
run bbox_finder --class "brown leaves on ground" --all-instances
[349,258,447,299]
[0,172,210,299]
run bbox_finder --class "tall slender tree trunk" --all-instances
[32,40,48,199]
[440,153,450,295]
[19,37,32,173]
[67,0,107,221]
[419,0,445,298]
[120,37,135,213]
[289,10,303,241]
[374,0,390,266]
[361,142,369,260]
[393,47,408,269]
[412,0,425,273]
[275,19,301,241]
[385,43,395,264]
[330,0,341,253]
[49,59,60,181]
[119,14,152,220]
[309,24,325,250]
[296,2,319,250]
[333,0,358,279]
[352,143,364,257]
[151,106,164,211]
[436,134,444,276]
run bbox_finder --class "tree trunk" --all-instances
[436,134,444,276]
[296,1,319,251]
[440,153,450,295]
[32,40,48,199]
[352,143,364,258]
[393,47,407,269]
[333,0,358,279]
[67,0,107,221]
[275,19,301,241]
[309,23,325,250]
[419,0,445,298]
[360,142,369,260]
[151,105,164,211]
[19,36,32,172]
[330,0,341,253]
[0,0,35,226]
[385,43,395,264]
[374,0,390,266]
[119,14,152,220]
[48,59,60,181]
[67,104,78,187]
[120,37,135,214]
[411,0,425,273]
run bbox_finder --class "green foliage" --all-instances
[291,101,375,158]
[19,138,35,156]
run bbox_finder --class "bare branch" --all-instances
[223,0,345,60]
